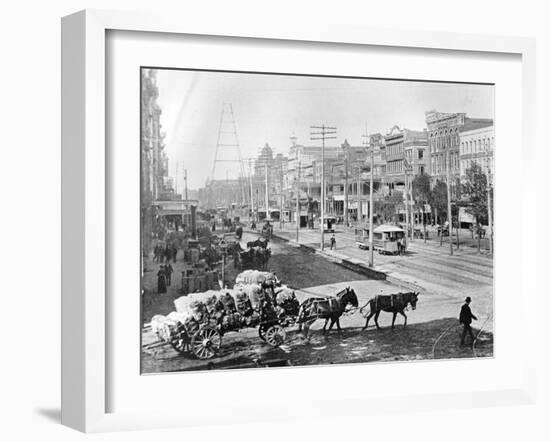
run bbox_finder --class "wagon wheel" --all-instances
[264,325,286,347]
[168,324,190,354]
[258,325,267,341]
[170,335,190,354]
[191,326,222,360]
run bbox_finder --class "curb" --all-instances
[271,231,388,280]
[267,230,426,292]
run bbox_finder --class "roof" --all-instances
[459,118,493,133]
[373,224,404,233]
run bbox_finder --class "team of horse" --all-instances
[295,288,419,339]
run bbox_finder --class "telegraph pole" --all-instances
[184,168,188,204]
[264,163,269,220]
[175,161,179,196]
[446,148,453,255]
[279,165,284,230]
[486,147,493,255]
[311,125,337,251]
[296,158,301,242]
[362,129,374,268]
[357,166,362,224]
[344,144,349,227]
[247,159,254,223]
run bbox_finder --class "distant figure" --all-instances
[459,296,478,346]
[165,263,173,287]
[397,237,403,255]
[330,234,336,250]
[157,266,167,294]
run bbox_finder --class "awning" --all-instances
[373,224,404,233]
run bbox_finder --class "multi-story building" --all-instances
[384,126,428,192]
[459,123,494,180]
[252,143,289,218]
[141,69,170,252]
[426,110,492,186]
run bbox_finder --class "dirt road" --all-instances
[141,233,492,373]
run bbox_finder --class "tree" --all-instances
[375,191,403,224]
[412,174,431,243]
[429,180,448,246]
[461,162,488,253]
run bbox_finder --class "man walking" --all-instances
[459,296,478,347]
[330,234,336,250]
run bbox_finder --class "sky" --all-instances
[152,68,494,190]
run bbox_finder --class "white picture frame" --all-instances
[61,9,537,433]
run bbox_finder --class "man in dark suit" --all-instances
[459,296,478,346]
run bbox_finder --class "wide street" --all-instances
[269,222,494,328]
[141,228,493,373]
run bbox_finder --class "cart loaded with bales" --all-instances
[149,271,300,359]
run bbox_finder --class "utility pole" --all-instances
[264,163,269,220]
[184,168,189,207]
[486,146,493,255]
[175,161,179,196]
[311,125,337,251]
[362,129,374,268]
[247,159,254,223]
[296,158,301,242]
[446,148,454,255]
[343,143,349,227]
[279,165,284,230]
[404,166,410,241]
[357,166,362,225]
[369,143,374,267]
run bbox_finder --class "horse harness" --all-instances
[374,293,408,312]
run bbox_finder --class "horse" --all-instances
[360,292,419,330]
[297,287,359,338]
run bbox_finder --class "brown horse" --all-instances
[297,287,359,338]
[360,292,419,330]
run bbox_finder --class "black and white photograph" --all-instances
[140,67,495,374]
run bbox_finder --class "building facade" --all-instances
[426,110,492,186]
[459,124,494,180]
[384,126,428,190]
[141,69,168,253]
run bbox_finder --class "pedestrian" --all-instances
[165,262,173,287]
[157,265,167,294]
[172,245,178,262]
[459,296,478,346]
[330,233,336,250]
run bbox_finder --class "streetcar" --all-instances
[354,224,405,254]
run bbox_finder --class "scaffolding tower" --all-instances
[209,103,247,213]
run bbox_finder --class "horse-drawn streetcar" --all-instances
[355,224,406,255]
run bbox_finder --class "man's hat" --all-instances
[465,296,472,303]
